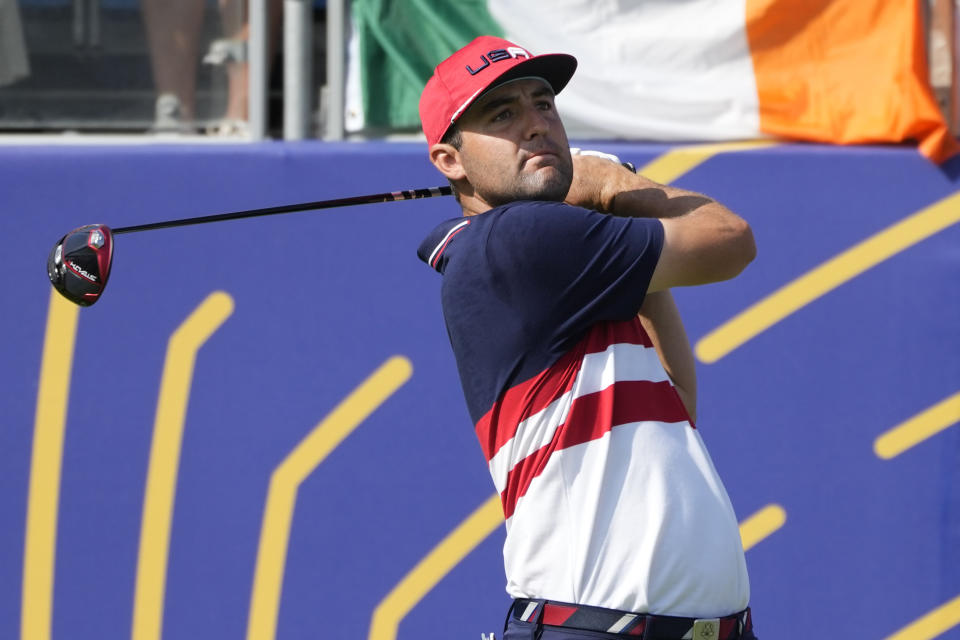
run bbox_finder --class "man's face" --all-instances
[454,78,573,207]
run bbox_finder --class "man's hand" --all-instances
[565,150,694,218]
[564,151,637,213]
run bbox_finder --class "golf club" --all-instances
[47,186,452,307]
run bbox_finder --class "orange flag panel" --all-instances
[747,0,959,162]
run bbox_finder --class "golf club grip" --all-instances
[112,186,453,235]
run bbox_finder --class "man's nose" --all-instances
[521,105,550,138]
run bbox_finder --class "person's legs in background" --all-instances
[213,0,283,132]
[0,0,31,87]
[142,0,205,129]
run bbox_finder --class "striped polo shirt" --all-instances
[417,200,749,617]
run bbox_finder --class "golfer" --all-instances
[417,36,758,640]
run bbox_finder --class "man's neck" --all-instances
[459,193,494,217]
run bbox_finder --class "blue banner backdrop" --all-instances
[1,140,958,640]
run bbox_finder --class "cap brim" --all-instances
[490,53,577,96]
[454,53,577,125]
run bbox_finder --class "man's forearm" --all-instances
[637,290,697,422]
[566,153,741,223]
[611,175,716,220]
[613,171,756,291]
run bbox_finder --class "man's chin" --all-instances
[482,172,572,207]
[519,165,572,199]
[527,173,572,202]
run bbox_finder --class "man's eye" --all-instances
[537,100,553,111]
[492,109,512,122]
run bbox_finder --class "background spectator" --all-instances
[0,0,30,87]
[141,0,281,133]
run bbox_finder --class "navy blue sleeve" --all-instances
[483,200,663,351]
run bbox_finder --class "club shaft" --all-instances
[112,186,452,235]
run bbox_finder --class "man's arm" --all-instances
[565,154,756,292]
[637,290,697,422]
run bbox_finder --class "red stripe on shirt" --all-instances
[500,379,689,519]
[475,319,655,461]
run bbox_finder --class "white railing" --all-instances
[247,0,343,141]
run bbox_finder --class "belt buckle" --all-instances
[692,618,720,640]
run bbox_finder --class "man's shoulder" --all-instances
[416,216,474,270]
[495,199,590,220]
[482,200,600,241]
[416,202,585,264]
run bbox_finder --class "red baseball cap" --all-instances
[419,36,577,147]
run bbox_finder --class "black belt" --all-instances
[510,598,753,640]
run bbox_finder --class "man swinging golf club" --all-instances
[416,36,759,640]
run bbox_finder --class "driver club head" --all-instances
[47,224,114,306]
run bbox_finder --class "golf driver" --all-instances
[47,186,452,307]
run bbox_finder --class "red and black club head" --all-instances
[47,224,114,306]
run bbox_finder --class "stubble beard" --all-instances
[481,159,574,207]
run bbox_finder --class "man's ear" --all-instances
[429,143,466,181]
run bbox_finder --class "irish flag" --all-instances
[347,0,958,162]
